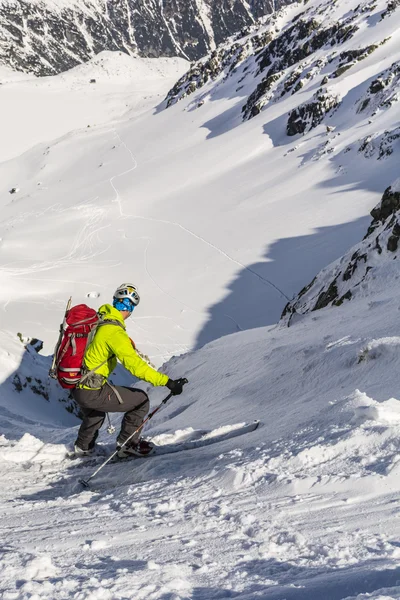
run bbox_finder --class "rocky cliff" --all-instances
[0,0,293,75]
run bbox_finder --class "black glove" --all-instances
[166,378,187,396]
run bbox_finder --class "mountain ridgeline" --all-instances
[0,0,292,76]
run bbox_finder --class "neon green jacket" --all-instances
[78,304,169,389]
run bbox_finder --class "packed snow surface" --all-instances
[1,0,400,597]
[3,289,400,599]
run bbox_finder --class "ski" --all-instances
[75,420,260,488]
[150,419,260,456]
[68,420,260,466]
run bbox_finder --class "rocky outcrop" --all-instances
[331,43,381,79]
[165,4,371,126]
[357,60,400,114]
[0,0,293,76]
[166,27,275,108]
[11,334,81,418]
[240,16,359,120]
[370,185,400,226]
[380,0,400,19]
[286,88,341,136]
[358,126,400,160]
[281,182,400,321]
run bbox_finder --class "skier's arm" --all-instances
[107,328,169,387]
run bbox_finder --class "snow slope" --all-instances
[0,52,188,161]
[1,0,400,597]
[1,0,399,363]
[3,267,400,598]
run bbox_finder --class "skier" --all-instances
[72,283,186,458]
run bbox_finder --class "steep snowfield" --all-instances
[4,278,400,599]
[1,0,400,597]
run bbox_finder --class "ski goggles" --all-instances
[113,297,136,313]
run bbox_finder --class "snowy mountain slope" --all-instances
[0,0,294,75]
[165,0,399,127]
[0,0,398,364]
[0,52,188,162]
[0,1,400,596]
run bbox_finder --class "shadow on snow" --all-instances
[195,215,369,350]
[158,561,400,599]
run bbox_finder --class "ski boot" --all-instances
[117,438,155,458]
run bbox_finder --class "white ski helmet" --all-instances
[113,283,140,306]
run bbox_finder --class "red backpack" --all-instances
[54,304,99,389]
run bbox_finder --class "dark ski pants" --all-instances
[72,384,149,450]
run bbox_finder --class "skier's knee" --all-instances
[140,391,150,413]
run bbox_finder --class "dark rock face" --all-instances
[286,88,340,136]
[370,186,400,224]
[208,0,254,46]
[0,0,294,76]
[357,61,400,115]
[313,280,339,311]
[250,0,278,19]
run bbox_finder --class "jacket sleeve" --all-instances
[107,327,169,387]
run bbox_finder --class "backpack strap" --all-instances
[78,318,126,393]
[106,381,124,405]
[96,319,125,331]
[70,316,98,327]
[78,358,110,386]
[70,333,77,356]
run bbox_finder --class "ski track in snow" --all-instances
[110,132,247,342]
[0,199,113,277]
[131,208,291,304]
[112,130,291,318]
[143,236,244,337]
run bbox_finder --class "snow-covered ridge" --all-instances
[0,0,294,75]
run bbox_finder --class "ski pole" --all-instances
[79,379,188,488]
